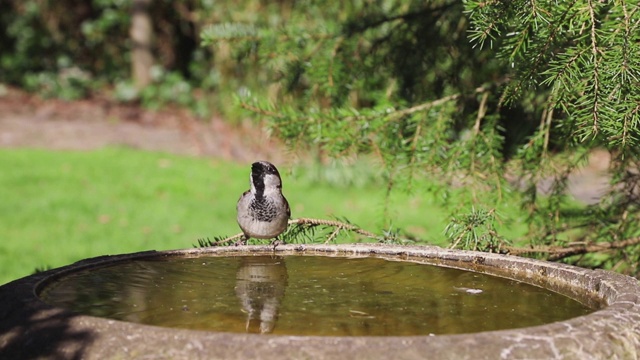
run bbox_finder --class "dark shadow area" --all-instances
[0,275,95,359]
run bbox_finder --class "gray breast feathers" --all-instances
[249,198,278,222]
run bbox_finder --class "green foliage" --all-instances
[445,207,509,252]
[202,0,640,274]
[1,0,130,89]
[202,1,510,200]
[466,0,640,262]
[23,68,95,100]
[0,0,217,112]
[467,0,640,152]
[138,70,210,117]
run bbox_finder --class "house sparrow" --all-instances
[236,161,291,241]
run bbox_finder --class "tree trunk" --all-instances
[130,0,154,90]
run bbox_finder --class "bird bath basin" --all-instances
[39,254,591,336]
[1,244,640,359]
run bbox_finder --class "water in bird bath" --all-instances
[39,255,593,336]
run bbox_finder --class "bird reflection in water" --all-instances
[235,256,288,334]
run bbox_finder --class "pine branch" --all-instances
[343,2,458,36]
[196,218,378,248]
[518,0,580,86]
[587,0,601,135]
[241,83,499,127]
[239,102,284,118]
[201,23,259,43]
[504,237,640,261]
[195,233,245,247]
[202,22,336,45]
[294,217,378,238]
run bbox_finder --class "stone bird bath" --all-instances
[1,244,639,359]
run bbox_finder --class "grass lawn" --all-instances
[0,147,529,285]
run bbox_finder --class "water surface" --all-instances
[39,255,593,336]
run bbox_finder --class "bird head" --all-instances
[250,161,283,196]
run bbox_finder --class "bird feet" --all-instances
[270,237,284,250]
[234,235,248,246]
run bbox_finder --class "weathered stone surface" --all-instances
[1,244,639,359]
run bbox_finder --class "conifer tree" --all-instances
[202,0,640,275]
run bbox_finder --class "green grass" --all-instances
[0,147,530,285]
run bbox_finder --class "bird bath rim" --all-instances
[1,243,639,359]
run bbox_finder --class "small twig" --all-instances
[293,217,378,238]
[449,232,465,250]
[327,37,344,88]
[473,91,489,135]
[200,217,378,247]
[239,102,284,118]
[242,83,498,125]
[324,226,342,244]
[205,233,245,246]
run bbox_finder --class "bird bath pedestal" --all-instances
[1,244,640,359]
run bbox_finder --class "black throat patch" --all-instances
[251,171,265,198]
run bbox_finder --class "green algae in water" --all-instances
[39,256,593,336]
